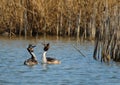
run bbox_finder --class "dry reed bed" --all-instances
[0,0,119,37]
[93,0,120,62]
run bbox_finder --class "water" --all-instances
[0,37,120,85]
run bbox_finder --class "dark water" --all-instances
[0,37,120,85]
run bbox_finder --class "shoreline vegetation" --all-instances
[0,0,119,62]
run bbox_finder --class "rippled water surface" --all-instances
[0,37,120,85]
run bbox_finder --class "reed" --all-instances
[0,0,118,38]
[93,0,120,62]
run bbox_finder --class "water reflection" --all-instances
[41,64,48,71]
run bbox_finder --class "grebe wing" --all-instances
[24,58,38,65]
[46,57,56,62]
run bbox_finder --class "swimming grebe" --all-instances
[24,44,38,66]
[41,43,61,64]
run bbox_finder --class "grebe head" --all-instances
[28,44,36,48]
[27,44,36,52]
[44,43,50,51]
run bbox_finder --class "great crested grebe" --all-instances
[41,43,61,64]
[24,44,38,66]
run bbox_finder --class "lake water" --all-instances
[0,37,120,85]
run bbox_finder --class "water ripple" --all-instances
[0,39,120,85]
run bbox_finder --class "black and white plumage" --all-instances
[42,43,61,64]
[24,44,38,66]
[43,43,50,51]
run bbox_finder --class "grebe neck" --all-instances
[42,51,47,64]
[31,52,37,60]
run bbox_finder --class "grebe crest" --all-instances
[43,43,50,51]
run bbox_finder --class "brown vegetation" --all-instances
[93,0,120,62]
[0,0,119,38]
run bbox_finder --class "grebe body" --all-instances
[24,58,38,66]
[42,51,61,64]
